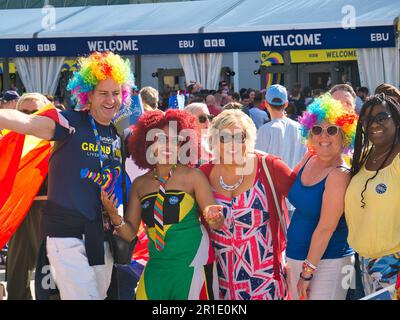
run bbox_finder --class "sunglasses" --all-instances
[198,114,213,124]
[155,133,184,145]
[19,109,37,115]
[311,125,340,136]
[219,132,246,144]
[362,112,392,128]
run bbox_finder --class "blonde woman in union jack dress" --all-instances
[200,109,300,300]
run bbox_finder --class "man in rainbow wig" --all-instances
[0,51,134,299]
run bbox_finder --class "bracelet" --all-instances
[111,216,125,229]
[299,272,313,281]
[302,265,315,274]
[304,259,318,271]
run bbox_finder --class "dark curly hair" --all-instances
[351,93,400,208]
[128,109,200,170]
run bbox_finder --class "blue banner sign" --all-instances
[0,25,395,57]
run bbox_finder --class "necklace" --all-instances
[219,166,245,191]
[371,148,391,164]
[219,175,244,191]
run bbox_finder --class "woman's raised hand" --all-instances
[203,205,224,230]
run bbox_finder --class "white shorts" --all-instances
[286,255,355,300]
[46,237,113,300]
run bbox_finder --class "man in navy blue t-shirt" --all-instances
[0,52,134,300]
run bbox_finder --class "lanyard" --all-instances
[88,112,106,169]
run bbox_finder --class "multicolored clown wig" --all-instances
[298,94,358,153]
[67,51,134,110]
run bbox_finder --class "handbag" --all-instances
[111,234,137,265]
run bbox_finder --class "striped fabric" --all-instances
[154,175,168,251]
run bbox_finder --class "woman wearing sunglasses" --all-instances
[286,94,357,300]
[101,109,221,300]
[345,94,400,298]
[200,109,298,300]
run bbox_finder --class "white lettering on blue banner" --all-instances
[262,33,322,47]
[370,33,389,42]
[204,39,225,48]
[15,44,30,52]
[179,40,195,48]
[87,40,139,52]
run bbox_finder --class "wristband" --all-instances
[299,272,313,281]
[111,216,125,229]
[303,259,318,271]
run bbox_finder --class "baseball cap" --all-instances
[266,85,288,106]
[2,90,20,102]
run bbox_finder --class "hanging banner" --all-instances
[0,25,395,57]
[290,48,358,63]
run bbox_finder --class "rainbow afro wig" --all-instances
[298,94,358,153]
[67,51,134,110]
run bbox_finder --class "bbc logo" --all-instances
[37,44,57,52]
[204,39,226,48]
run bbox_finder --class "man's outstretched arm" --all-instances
[0,109,55,140]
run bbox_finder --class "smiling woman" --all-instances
[101,109,223,300]
[345,94,400,299]
[286,94,357,300]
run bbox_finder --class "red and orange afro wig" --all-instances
[128,109,200,170]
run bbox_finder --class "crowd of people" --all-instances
[0,51,399,301]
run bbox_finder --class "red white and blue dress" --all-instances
[210,175,287,300]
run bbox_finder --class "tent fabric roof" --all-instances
[0,1,238,39]
[0,0,398,39]
[203,0,400,33]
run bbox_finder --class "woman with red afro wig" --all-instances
[128,109,200,169]
[101,109,224,300]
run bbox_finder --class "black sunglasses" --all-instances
[198,114,213,124]
[311,125,340,136]
[19,109,37,115]
[362,112,392,128]
[219,132,246,144]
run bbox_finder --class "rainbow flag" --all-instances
[0,105,73,249]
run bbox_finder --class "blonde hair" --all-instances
[210,109,257,153]
[16,93,51,110]
[222,102,243,110]
[139,86,159,111]
[185,103,209,115]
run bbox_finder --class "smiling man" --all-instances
[0,51,134,300]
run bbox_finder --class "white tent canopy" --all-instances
[0,0,398,89]
[0,0,397,40]
[202,0,399,32]
[0,1,237,39]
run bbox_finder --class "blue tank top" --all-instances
[286,162,354,260]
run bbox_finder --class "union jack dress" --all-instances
[210,177,288,300]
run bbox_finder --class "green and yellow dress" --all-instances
[136,190,218,300]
